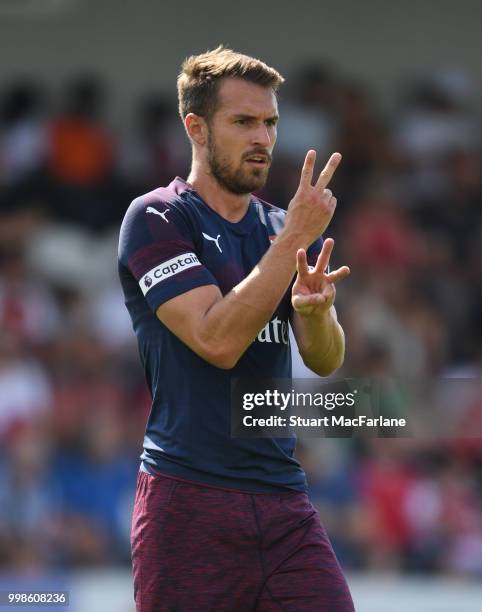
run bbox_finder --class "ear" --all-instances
[185,113,208,146]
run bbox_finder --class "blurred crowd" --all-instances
[0,64,481,576]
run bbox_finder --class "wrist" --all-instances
[298,308,332,323]
[276,226,310,252]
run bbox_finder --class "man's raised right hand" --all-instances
[283,150,341,248]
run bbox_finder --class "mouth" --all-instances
[244,155,270,167]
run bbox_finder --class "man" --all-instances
[118,47,354,611]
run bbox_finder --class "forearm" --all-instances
[198,230,305,367]
[292,306,345,376]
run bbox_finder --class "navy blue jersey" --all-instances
[118,177,322,492]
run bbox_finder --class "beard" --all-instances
[207,130,270,195]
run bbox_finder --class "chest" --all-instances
[197,223,269,295]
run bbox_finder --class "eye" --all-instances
[235,119,248,125]
[265,118,278,127]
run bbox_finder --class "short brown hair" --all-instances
[177,45,284,120]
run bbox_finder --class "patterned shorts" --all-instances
[131,470,354,611]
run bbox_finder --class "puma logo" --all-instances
[146,206,170,223]
[202,232,222,253]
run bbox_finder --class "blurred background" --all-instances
[0,1,481,610]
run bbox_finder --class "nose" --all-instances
[251,122,272,148]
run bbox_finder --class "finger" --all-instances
[293,293,330,308]
[296,249,309,276]
[314,238,334,274]
[315,152,342,190]
[325,265,351,284]
[299,150,316,189]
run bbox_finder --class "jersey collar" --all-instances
[173,176,258,235]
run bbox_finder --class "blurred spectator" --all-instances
[45,75,123,231]
[118,93,189,194]
[0,80,49,190]
[396,70,480,162]
[276,63,339,161]
[265,63,340,205]
[356,441,418,571]
[333,82,399,213]
[0,423,59,569]
[395,70,481,200]
[0,332,52,438]
[51,406,138,563]
[0,243,61,344]
[343,180,425,274]
[47,75,113,187]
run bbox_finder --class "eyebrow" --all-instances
[232,113,279,122]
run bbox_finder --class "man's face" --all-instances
[206,78,278,195]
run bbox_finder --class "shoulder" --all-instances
[125,181,192,220]
[118,180,195,261]
[120,180,197,234]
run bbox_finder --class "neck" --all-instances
[187,158,251,223]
